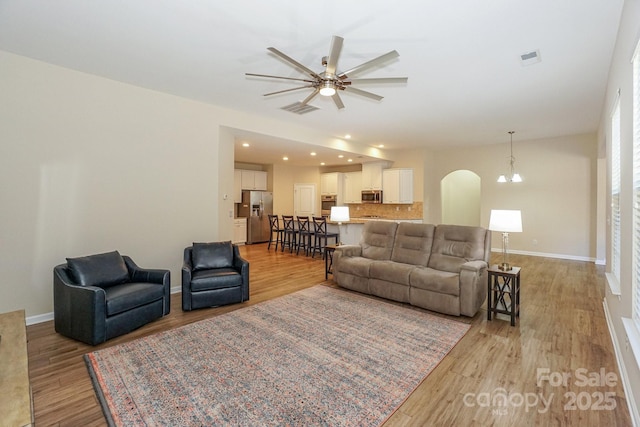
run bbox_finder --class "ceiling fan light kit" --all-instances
[246,35,407,111]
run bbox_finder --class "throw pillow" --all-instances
[192,241,233,270]
[66,250,130,288]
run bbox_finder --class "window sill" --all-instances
[606,272,621,296]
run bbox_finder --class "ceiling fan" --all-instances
[246,35,408,110]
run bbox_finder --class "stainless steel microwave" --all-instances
[361,190,382,204]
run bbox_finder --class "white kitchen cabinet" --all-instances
[343,171,362,203]
[233,218,247,245]
[234,170,242,203]
[361,161,391,190]
[382,168,413,204]
[321,172,343,195]
[240,170,267,190]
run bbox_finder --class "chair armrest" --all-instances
[53,265,107,345]
[123,256,170,285]
[122,256,171,315]
[233,245,250,301]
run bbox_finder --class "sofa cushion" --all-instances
[335,256,374,277]
[409,267,460,296]
[191,268,242,291]
[370,260,414,285]
[360,221,398,260]
[104,282,164,316]
[428,225,487,273]
[391,222,435,266]
[66,250,129,288]
[192,241,233,270]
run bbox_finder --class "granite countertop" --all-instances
[328,217,422,224]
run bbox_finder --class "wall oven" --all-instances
[321,195,337,216]
[361,190,383,204]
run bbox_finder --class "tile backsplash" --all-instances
[345,202,423,219]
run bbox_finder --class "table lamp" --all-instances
[489,209,522,271]
[330,206,350,245]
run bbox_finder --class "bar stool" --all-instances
[281,215,297,253]
[267,214,283,251]
[311,216,339,259]
[296,216,314,256]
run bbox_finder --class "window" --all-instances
[633,42,640,328]
[612,95,621,286]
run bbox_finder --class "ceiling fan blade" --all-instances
[300,88,320,105]
[343,86,384,101]
[245,73,315,83]
[325,36,344,76]
[332,92,345,109]
[267,47,322,80]
[263,85,315,96]
[339,50,400,78]
[347,77,408,84]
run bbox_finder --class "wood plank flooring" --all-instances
[26,245,631,426]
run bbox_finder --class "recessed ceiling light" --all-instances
[338,155,344,158]
[283,156,288,161]
[320,162,325,166]
[378,144,384,148]
[310,152,316,156]
[347,159,353,162]
[345,134,351,139]
[242,143,250,147]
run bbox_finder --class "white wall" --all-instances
[428,134,598,260]
[0,51,372,318]
[600,0,640,420]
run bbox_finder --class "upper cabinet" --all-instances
[240,170,267,190]
[382,168,413,204]
[361,161,391,190]
[343,171,362,204]
[320,172,343,195]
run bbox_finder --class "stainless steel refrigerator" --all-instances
[238,190,273,244]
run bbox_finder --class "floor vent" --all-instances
[281,102,319,114]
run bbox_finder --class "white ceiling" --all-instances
[0,1,624,166]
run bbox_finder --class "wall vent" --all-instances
[281,102,319,114]
[520,50,541,66]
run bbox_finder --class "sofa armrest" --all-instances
[53,265,108,345]
[459,260,488,316]
[334,245,362,258]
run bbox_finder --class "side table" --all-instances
[325,244,338,280]
[487,265,521,326]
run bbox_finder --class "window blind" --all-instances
[633,43,640,327]
[612,96,621,284]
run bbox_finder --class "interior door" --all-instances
[294,184,316,217]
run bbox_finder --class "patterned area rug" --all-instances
[85,285,470,426]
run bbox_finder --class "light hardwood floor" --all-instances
[27,245,631,426]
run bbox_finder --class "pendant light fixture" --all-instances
[497,131,522,183]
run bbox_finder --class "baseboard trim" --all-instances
[603,298,640,427]
[26,286,184,326]
[490,248,595,263]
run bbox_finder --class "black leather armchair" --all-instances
[182,241,249,311]
[53,250,170,345]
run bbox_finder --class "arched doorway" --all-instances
[441,170,481,226]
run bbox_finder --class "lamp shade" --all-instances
[330,206,350,222]
[489,210,522,233]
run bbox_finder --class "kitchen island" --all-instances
[327,217,422,246]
